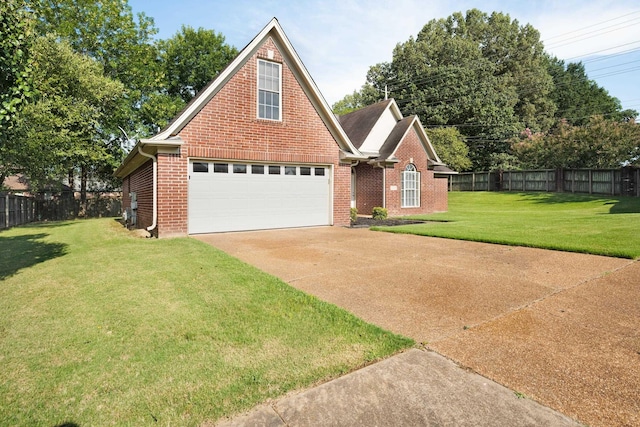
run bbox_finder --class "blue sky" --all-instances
[129,0,640,116]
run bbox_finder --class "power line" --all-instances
[565,40,640,61]
[588,58,640,73]
[543,10,640,42]
[545,17,640,49]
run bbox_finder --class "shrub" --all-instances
[350,207,358,223]
[372,207,388,220]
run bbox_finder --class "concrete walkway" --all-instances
[216,349,581,427]
[197,227,639,427]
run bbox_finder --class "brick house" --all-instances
[115,18,451,237]
[338,99,451,216]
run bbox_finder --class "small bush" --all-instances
[372,207,388,220]
[350,207,358,223]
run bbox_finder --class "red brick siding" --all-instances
[354,163,383,215]
[153,36,350,236]
[384,126,442,216]
[433,177,449,212]
[123,159,153,230]
[157,152,188,237]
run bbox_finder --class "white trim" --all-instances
[401,164,420,208]
[257,59,282,121]
[387,116,441,163]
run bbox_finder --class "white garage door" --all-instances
[188,161,331,233]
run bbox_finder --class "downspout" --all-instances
[382,166,386,209]
[137,144,157,234]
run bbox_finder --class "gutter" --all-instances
[136,143,157,234]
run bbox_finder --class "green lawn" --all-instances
[376,192,640,259]
[0,219,412,426]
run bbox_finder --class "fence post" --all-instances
[611,170,615,195]
[4,194,8,229]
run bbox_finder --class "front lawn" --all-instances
[376,192,640,259]
[0,219,412,426]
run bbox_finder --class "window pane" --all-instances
[193,162,208,173]
[213,163,228,173]
[251,164,264,174]
[269,165,281,175]
[258,60,280,120]
[285,166,296,175]
[314,168,325,176]
[233,164,247,174]
[300,167,311,176]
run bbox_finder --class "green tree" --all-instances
[337,9,556,171]
[10,35,124,193]
[139,25,239,132]
[425,127,472,171]
[512,117,640,169]
[0,0,36,186]
[546,57,637,125]
[389,10,555,170]
[29,0,160,137]
[160,25,238,103]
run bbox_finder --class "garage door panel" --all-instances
[188,161,331,234]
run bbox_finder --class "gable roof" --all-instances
[339,99,443,164]
[152,18,362,158]
[338,99,392,149]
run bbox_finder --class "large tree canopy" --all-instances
[425,127,472,171]
[160,25,238,104]
[0,0,34,130]
[380,9,555,170]
[512,116,640,169]
[29,0,160,139]
[3,0,241,192]
[546,57,637,126]
[0,1,37,187]
[334,8,637,171]
[9,34,124,191]
[141,25,239,132]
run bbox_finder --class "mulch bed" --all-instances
[350,218,425,228]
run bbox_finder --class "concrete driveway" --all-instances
[196,226,639,427]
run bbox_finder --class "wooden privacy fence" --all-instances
[449,167,640,197]
[0,192,122,230]
[1,194,37,229]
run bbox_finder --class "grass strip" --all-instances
[373,192,640,259]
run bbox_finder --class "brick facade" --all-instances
[117,22,448,237]
[122,159,153,231]
[384,126,442,216]
[354,163,383,215]
[148,37,350,236]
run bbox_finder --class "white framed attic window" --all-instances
[257,59,281,120]
[401,164,420,208]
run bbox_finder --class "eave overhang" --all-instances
[114,137,184,179]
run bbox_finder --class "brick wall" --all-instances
[433,177,449,212]
[385,126,435,216]
[153,36,350,236]
[122,159,153,231]
[157,152,188,237]
[354,163,383,215]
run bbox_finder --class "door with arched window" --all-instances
[401,164,420,207]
